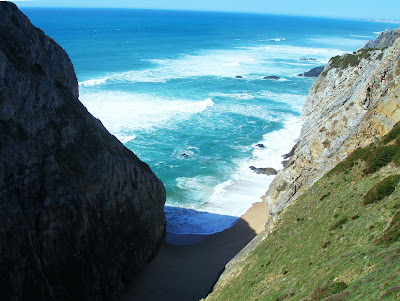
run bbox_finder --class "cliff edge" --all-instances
[362,27,400,49]
[267,30,400,215]
[0,3,166,300]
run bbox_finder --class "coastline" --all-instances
[121,200,269,301]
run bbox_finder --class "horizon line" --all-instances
[17,6,400,24]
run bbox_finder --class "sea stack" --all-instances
[0,3,166,301]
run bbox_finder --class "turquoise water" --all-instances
[22,8,398,235]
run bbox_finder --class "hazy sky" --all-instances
[12,0,400,21]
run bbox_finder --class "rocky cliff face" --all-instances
[362,27,400,49]
[267,31,400,215]
[0,3,166,301]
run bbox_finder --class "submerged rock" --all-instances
[298,66,325,77]
[0,3,166,301]
[263,75,280,80]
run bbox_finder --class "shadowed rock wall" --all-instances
[0,3,166,300]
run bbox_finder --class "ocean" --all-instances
[21,7,398,237]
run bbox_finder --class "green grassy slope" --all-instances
[206,123,400,301]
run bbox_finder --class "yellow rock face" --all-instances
[371,121,390,136]
[376,100,400,122]
[310,141,323,159]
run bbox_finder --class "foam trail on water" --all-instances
[166,115,303,235]
[211,90,305,111]
[79,77,109,86]
[259,38,286,42]
[79,91,214,141]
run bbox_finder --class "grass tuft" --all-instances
[330,218,348,230]
[310,282,348,300]
[376,210,400,245]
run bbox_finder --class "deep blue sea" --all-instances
[21,8,398,236]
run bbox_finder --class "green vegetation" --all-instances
[206,122,400,301]
[364,175,400,205]
[330,125,400,176]
[331,49,375,69]
[310,282,348,300]
[328,146,371,175]
[321,49,377,76]
[376,210,400,245]
[364,145,399,174]
[330,217,348,230]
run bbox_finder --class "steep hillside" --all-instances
[205,121,400,301]
[0,3,166,301]
[205,29,400,301]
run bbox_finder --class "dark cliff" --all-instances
[0,3,166,301]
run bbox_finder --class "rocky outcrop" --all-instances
[266,31,400,215]
[362,28,400,50]
[298,66,324,77]
[0,3,166,301]
[263,75,280,80]
[249,166,277,175]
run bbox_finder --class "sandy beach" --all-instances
[121,201,269,301]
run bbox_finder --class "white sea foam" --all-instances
[79,91,215,142]
[350,34,374,39]
[78,44,345,86]
[258,90,305,111]
[259,38,286,42]
[210,92,255,100]
[166,115,303,235]
[211,89,305,111]
[118,135,136,143]
[79,77,109,87]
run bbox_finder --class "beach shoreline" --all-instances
[121,200,269,301]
